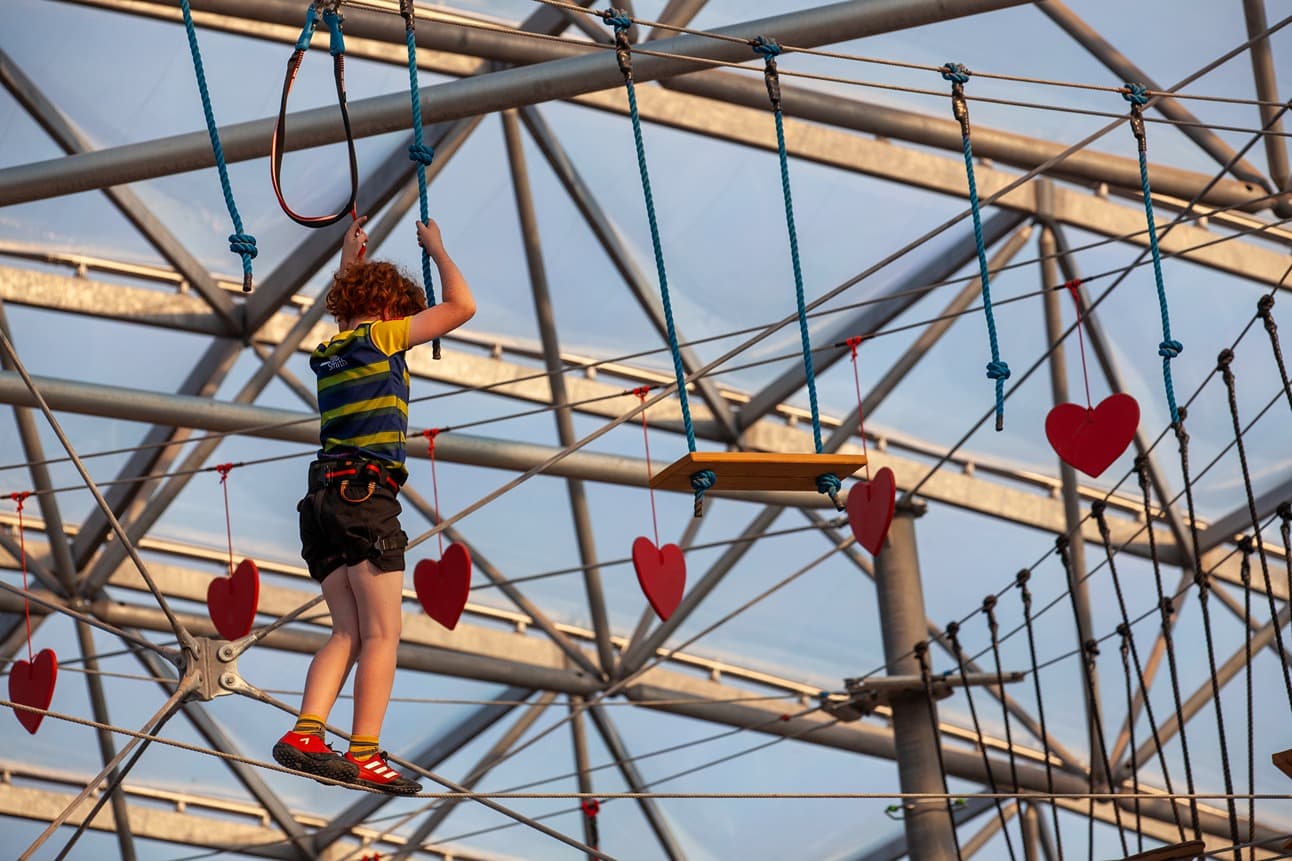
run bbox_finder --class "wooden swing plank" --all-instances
[1273,747,1292,780]
[648,451,868,492]
[1121,841,1205,861]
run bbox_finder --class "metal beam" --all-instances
[503,108,615,675]
[587,705,687,861]
[1242,0,1291,191]
[518,104,740,442]
[568,696,599,856]
[850,796,997,861]
[664,70,1267,213]
[737,210,1025,429]
[1196,476,1292,554]
[0,0,1032,205]
[0,48,238,331]
[648,0,709,39]
[1035,0,1272,194]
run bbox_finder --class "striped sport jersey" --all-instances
[311,318,413,483]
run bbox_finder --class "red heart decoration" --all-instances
[632,536,686,621]
[207,558,261,640]
[414,542,472,630]
[9,648,57,734]
[1045,393,1140,478]
[846,467,897,555]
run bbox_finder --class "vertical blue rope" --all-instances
[943,62,1008,431]
[179,0,257,292]
[606,16,696,454]
[402,4,440,357]
[1124,83,1183,425]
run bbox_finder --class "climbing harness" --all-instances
[270,0,360,228]
[178,0,257,291]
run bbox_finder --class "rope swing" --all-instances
[399,0,443,360]
[178,0,257,292]
[941,62,1009,431]
[601,13,865,515]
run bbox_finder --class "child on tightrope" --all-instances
[272,216,476,794]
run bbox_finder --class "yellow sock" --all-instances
[349,735,379,761]
[291,714,325,739]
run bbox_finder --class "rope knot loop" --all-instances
[228,233,258,259]
[8,490,31,510]
[1237,534,1254,555]
[600,7,633,31]
[631,385,651,400]
[845,335,863,358]
[1158,339,1183,359]
[1083,638,1100,658]
[753,36,783,106]
[581,799,601,817]
[422,427,441,451]
[1063,278,1083,293]
[1121,82,1150,106]
[981,594,997,613]
[1014,568,1031,587]
[751,36,782,58]
[1159,595,1175,617]
[816,472,843,510]
[1278,501,1292,522]
[1257,294,1275,317]
[690,469,717,518]
[1054,534,1070,553]
[1090,499,1107,518]
[985,360,1010,381]
[408,143,436,166]
[215,463,234,483]
[1116,622,1131,639]
[913,640,928,657]
[601,9,634,78]
[940,62,970,84]
[945,620,960,639]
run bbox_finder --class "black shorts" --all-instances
[298,481,409,583]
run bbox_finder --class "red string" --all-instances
[10,492,32,663]
[423,429,444,556]
[634,387,661,547]
[846,337,871,482]
[215,463,235,576]
[1065,279,1093,410]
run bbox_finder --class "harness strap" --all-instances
[270,0,359,228]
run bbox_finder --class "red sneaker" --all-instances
[272,732,358,784]
[343,751,422,794]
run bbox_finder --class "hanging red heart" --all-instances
[9,648,57,734]
[847,467,897,555]
[1045,393,1140,478]
[414,542,472,630]
[207,558,261,640]
[632,536,686,621]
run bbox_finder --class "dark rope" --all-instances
[1256,295,1292,415]
[1015,568,1065,859]
[1055,535,1128,857]
[1218,347,1292,712]
[1173,414,1242,856]
[1116,624,1143,855]
[946,621,1018,861]
[1090,501,1185,841]
[914,640,965,861]
[1135,455,1201,837]
[1237,537,1255,860]
[982,593,1022,837]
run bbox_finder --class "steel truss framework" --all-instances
[0,0,1289,859]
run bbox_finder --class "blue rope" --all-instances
[943,62,1008,430]
[1124,82,1183,424]
[179,0,257,292]
[402,4,441,357]
[603,12,696,454]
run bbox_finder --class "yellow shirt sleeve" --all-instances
[368,318,411,355]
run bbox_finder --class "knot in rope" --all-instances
[981,594,997,613]
[945,620,960,640]
[913,640,928,658]
[228,233,258,258]
[323,9,345,56]
[8,490,31,510]
[422,427,441,451]
[398,0,415,27]
[751,36,782,59]
[816,472,843,510]
[1054,534,1070,553]
[631,385,651,400]
[1217,347,1235,372]
[215,462,234,484]
[690,469,717,517]
[581,799,601,817]
[985,360,1010,381]
[1278,501,1292,522]
[1090,498,1107,519]
[1157,339,1183,359]
[1063,277,1082,293]
[408,143,436,166]
[940,62,970,84]
[1121,82,1149,106]
[600,8,632,31]
[845,335,863,358]
[1014,568,1031,587]
[1237,534,1254,555]
[1159,595,1175,617]
[1116,622,1131,643]
[1257,294,1275,317]
[1083,638,1100,658]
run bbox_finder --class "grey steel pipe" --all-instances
[0,0,1030,206]
[1242,0,1291,193]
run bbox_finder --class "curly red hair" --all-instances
[326,261,427,324]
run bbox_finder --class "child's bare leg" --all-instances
[299,567,361,722]
[346,560,405,739]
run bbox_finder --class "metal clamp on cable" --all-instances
[270,0,360,228]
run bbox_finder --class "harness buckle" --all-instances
[338,479,376,504]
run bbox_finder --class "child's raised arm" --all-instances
[408,219,476,347]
